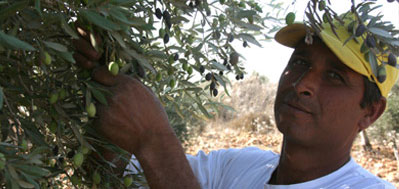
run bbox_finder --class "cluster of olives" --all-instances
[205,73,219,97]
[155,8,172,44]
[353,23,397,83]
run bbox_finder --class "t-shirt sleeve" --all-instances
[186,149,237,188]
[186,147,276,188]
[124,147,277,188]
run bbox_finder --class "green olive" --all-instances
[93,171,101,184]
[0,153,6,170]
[49,93,59,104]
[87,103,96,118]
[108,61,119,76]
[285,12,295,25]
[43,51,52,65]
[124,176,133,187]
[21,139,28,151]
[169,78,176,88]
[73,152,84,167]
[155,72,162,82]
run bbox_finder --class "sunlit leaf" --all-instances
[236,10,257,19]
[369,27,393,39]
[238,33,262,47]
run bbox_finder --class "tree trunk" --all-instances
[360,130,372,151]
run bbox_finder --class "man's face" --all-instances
[274,39,367,150]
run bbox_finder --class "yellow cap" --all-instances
[275,15,399,97]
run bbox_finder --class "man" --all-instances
[74,12,396,188]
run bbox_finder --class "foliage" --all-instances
[0,0,284,187]
[302,0,399,83]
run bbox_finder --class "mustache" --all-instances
[278,90,317,114]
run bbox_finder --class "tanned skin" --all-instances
[73,29,200,189]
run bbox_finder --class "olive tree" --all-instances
[0,0,284,187]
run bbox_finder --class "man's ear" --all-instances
[358,97,386,132]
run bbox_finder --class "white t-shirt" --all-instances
[126,147,395,189]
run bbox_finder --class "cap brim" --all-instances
[275,23,308,48]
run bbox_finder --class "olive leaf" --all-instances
[0,87,3,111]
[0,31,35,51]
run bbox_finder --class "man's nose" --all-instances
[292,67,317,98]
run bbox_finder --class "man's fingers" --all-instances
[73,52,97,69]
[92,66,119,86]
[72,38,102,61]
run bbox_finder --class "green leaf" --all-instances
[238,33,262,47]
[368,27,393,39]
[146,50,167,59]
[34,0,41,16]
[110,0,137,6]
[0,31,35,51]
[7,165,19,180]
[193,43,204,52]
[14,164,50,177]
[43,41,67,52]
[80,9,120,31]
[234,21,263,31]
[17,179,34,188]
[0,87,3,111]
[0,0,29,21]
[388,40,399,46]
[183,87,203,93]
[171,16,190,23]
[124,48,155,72]
[368,52,378,78]
[213,74,226,90]
[236,10,257,19]
[19,173,40,189]
[196,102,212,118]
[210,60,227,71]
[111,31,126,48]
[109,6,137,26]
[60,17,79,39]
[90,88,108,106]
[57,51,76,63]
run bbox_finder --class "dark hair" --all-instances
[360,76,382,109]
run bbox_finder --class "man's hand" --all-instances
[92,67,174,154]
[72,27,200,188]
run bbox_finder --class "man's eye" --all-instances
[290,59,309,67]
[327,71,344,82]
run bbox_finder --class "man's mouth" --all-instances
[284,102,312,115]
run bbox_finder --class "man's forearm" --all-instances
[134,130,200,189]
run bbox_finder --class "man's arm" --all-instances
[73,30,200,188]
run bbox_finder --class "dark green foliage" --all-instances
[0,0,283,187]
[355,24,366,37]
[304,0,399,82]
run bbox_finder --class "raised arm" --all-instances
[73,29,200,189]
